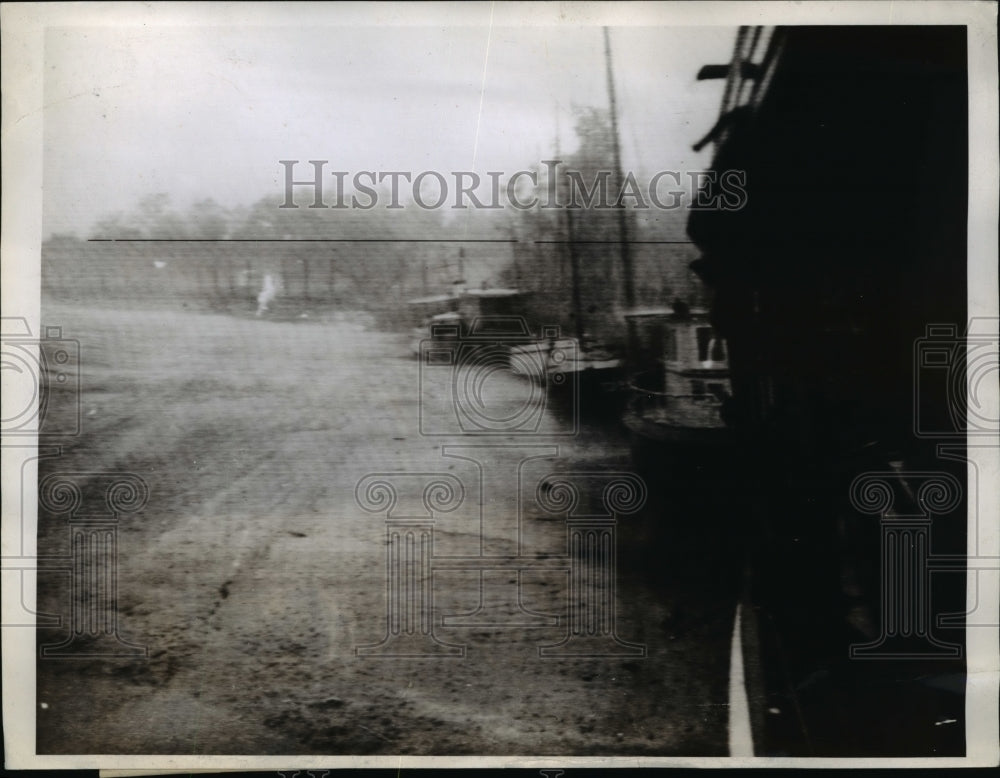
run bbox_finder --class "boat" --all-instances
[409,310,463,356]
[508,329,624,416]
[503,30,642,418]
[457,287,527,322]
[622,305,732,458]
[506,198,624,411]
[409,287,533,358]
[404,292,461,324]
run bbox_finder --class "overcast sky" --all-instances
[42,19,735,237]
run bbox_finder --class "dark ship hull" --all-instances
[687,25,969,757]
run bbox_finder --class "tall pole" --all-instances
[556,108,586,343]
[604,27,635,311]
[566,208,586,343]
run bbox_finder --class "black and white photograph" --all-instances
[2,1,998,769]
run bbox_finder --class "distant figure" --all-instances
[672,298,690,319]
[256,274,277,316]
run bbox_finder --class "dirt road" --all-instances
[35,303,738,755]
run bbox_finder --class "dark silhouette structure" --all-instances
[689,26,970,756]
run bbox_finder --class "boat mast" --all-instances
[603,27,635,311]
[565,198,586,343]
[556,109,586,343]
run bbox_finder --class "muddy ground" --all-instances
[35,302,740,755]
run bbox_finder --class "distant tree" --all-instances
[136,193,188,239]
[239,195,286,238]
[188,199,230,240]
[43,233,85,249]
[568,106,615,173]
[90,211,143,240]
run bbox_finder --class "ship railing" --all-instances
[625,370,726,426]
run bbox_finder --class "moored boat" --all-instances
[622,306,733,464]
